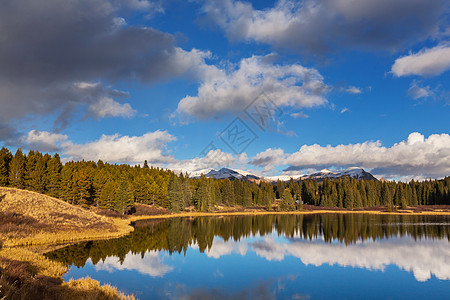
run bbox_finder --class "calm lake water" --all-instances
[46,214,450,299]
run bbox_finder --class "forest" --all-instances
[0,147,449,213]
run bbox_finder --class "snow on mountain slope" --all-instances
[305,167,377,181]
[190,167,377,182]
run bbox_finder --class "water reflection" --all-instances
[92,250,173,277]
[45,214,450,298]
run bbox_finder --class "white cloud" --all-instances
[22,130,176,164]
[201,0,445,54]
[408,81,433,100]
[22,130,68,152]
[89,97,136,118]
[168,149,248,175]
[391,43,450,77]
[177,54,328,120]
[249,148,287,173]
[290,112,309,119]
[63,131,176,164]
[93,250,173,277]
[340,108,350,114]
[345,86,362,94]
[250,132,450,179]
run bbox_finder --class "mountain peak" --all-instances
[202,168,260,181]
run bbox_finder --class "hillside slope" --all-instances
[0,187,131,246]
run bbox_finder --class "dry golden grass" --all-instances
[0,188,139,299]
[0,248,66,278]
[0,187,134,246]
[62,277,135,300]
[0,187,108,227]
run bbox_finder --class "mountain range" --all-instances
[197,167,377,182]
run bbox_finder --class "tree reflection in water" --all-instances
[45,214,450,269]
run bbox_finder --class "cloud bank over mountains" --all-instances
[23,130,450,180]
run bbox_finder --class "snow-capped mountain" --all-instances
[264,174,304,182]
[197,168,261,181]
[191,167,376,182]
[304,167,377,181]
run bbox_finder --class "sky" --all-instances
[0,0,449,181]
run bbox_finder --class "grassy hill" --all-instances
[0,187,135,299]
[0,187,132,247]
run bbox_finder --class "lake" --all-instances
[45,214,450,299]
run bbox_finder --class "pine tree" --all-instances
[92,169,108,207]
[168,173,183,212]
[279,188,295,211]
[9,149,26,188]
[182,174,193,208]
[45,154,62,198]
[76,169,92,207]
[99,179,117,210]
[115,177,134,214]
[60,163,75,203]
[0,147,12,186]
[221,179,234,206]
[194,176,211,211]
[382,183,393,211]
[242,185,252,207]
[343,179,354,210]
[27,152,47,193]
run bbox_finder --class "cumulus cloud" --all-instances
[21,130,68,152]
[200,0,446,54]
[391,43,450,77]
[21,130,176,164]
[408,81,434,100]
[177,54,328,120]
[89,98,136,118]
[249,148,287,173]
[0,0,215,135]
[250,132,450,179]
[63,131,176,164]
[168,149,248,175]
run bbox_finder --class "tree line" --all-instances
[0,147,449,213]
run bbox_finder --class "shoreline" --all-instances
[2,207,449,250]
[129,208,450,222]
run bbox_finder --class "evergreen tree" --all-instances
[222,178,234,206]
[382,183,393,211]
[75,169,92,207]
[343,179,354,210]
[99,179,117,210]
[9,149,26,188]
[0,147,12,186]
[45,154,62,198]
[279,188,295,211]
[167,173,183,212]
[115,177,134,214]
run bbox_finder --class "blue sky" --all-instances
[0,0,449,180]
